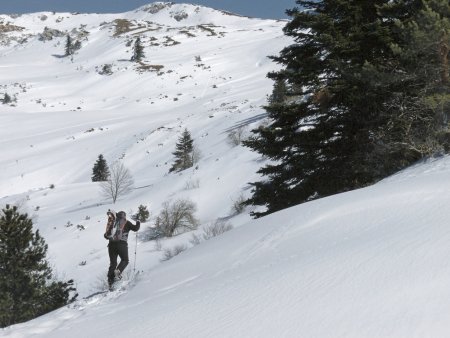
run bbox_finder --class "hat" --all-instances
[117,211,126,219]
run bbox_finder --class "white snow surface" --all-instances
[1,2,450,338]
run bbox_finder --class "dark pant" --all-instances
[107,241,129,285]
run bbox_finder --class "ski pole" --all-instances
[133,230,138,275]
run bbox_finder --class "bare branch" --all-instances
[100,161,134,203]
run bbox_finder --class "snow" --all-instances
[1,2,449,338]
[4,155,450,337]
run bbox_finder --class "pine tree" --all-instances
[2,93,11,104]
[92,154,110,182]
[268,78,287,105]
[64,35,74,56]
[0,205,77,328]
[131,37,145,62]
[375,0,450,166]
[134,205,150,222]
[169,129,194,173]
[244,0,405,217]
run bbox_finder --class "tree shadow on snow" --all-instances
[66,202,109,213]
[222,113,268,134]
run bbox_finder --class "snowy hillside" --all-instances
[4,153,450,337]
[0,0,289,296]
[2,2,450,338]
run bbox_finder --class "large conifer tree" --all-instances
[245,0,414,217]
[0,205,77,327]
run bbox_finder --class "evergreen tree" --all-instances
[92,154,110,182]
[169,129,194,173]
[134,205,150,222]
[375,0,450,167]
[0,205,77,328]
[244,0,408,217]
[64,35,74,56]
[2,93,11,104]
[131,37,145,62]
[268,78,287,105]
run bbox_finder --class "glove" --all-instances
[104,233,109,240]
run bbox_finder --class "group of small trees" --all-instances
[0,205,77,327]
[90,130,199,238]
[92,128,197,203]
[63,34,141,64]
[64,35,81,57]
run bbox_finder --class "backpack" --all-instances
[111,211,127,241]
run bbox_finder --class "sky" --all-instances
[0,0,296,19]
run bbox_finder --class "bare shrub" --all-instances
[190,219,233,246]
[192,144,202,165]
[231,194,246,215]
[202,219,233,240]
[189,233,202,246]
[100,161,134,203]
[140,226,163,242]
[184,178,200,190]
[155,199,199,237]
[98,64,113,75]
[227,126,247,147]
[160,244,187,262]
[154,238,162,251]
[92,274,109,292]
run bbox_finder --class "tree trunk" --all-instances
[439,31,449,85]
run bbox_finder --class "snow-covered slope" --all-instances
[4,154,450,337]
[0,1,289,297]
[2,2,449,338]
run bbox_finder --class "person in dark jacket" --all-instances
[104,210,140,288]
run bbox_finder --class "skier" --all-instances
[104,210,140,289]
